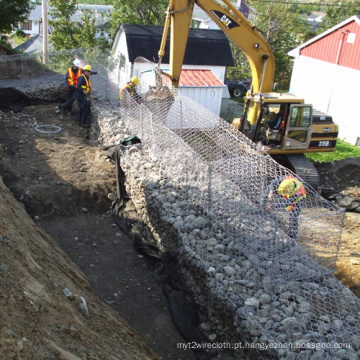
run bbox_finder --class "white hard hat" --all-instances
[73,59,81,67]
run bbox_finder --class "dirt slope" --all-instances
[0,177,158,359]
[315,159,360,297]
[0,104,197,360]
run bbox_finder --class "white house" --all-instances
[18,4,112,37]
[111,24,234,115]
[288,15,360,145]
[18,5,44,36]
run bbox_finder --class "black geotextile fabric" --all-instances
[108,143,218,360]
[0,87,52,113]
[320,188,360,213]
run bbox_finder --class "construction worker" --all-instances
[266,175,307,240]
[76,65,92,127]
[119,76,141,103]
[58,59,82,115]
[268,104,287,131]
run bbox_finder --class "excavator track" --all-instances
[285,154,319,189]
[272,154,319,189]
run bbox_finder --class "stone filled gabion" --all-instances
[1,75,64,102]
[12,52,360,359]
[93,98,360,360]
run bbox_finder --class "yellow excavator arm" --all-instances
[157,0,338,189]
[158,0,275,93]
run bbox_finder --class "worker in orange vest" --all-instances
[266,175,307,240]
[76,65,92,127]
[58,59,82,115]
[119,76,141,103]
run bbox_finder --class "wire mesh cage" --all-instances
[109,57,359,358]
[1,50,358,359]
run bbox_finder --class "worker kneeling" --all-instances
[119,76,142,104]
[266,175,307,240]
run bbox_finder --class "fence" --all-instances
[1,49,359,359]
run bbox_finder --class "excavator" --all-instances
[156,0,338,188]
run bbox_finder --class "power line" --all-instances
[250,0,360,7]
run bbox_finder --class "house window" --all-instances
[20,21,32,31]
[119,54,126,71]
[347,33,356,44]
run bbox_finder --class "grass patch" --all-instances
[306,139,360,163]
[11,35,27,46]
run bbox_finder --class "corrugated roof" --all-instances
[178,69,225,87]
[122,24,234,66]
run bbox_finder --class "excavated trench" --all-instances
[0,102,200,360]
[1,84,360,359]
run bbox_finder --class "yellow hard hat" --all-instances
[130,76,139,85]
[278,178,296,197]
[83,65,92,71]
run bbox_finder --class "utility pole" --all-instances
[42,0,49,65]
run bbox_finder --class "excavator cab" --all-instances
[238,97,313,153]
[282,104,312,151]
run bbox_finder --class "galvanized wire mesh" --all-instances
[104,57,359,358]
[1,50,359,358]
[116,57,344,278]
[0,47,113,98]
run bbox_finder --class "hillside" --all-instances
[0,178,158,359]
[0,103,198,360]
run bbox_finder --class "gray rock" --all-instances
[63,288,74,300]
[193,216,208,229]
[259,293,272,305]
[245,297,259,308]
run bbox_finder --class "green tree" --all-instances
[78,12,97,48]
[49,0,110,51]
[228,1,309,90]
[78,11,110,50]
[0,0,32,34]
[256,2,309,88]
[227,43,251,81]
[79,0,111,3]
[49,0,79,50]
[318,1,360,32]
[109,0,167,37]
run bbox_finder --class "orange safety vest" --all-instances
[278,175,307,211]
[67,67,82,87]
[119,83,134,99]
[79,74,91,93]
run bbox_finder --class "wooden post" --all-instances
[42,0,49,65]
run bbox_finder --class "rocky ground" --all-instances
[0,103,359,359]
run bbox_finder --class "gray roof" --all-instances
[14,35,45,54]
[122,24,234,66]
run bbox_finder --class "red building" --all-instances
[288,16,360,145]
